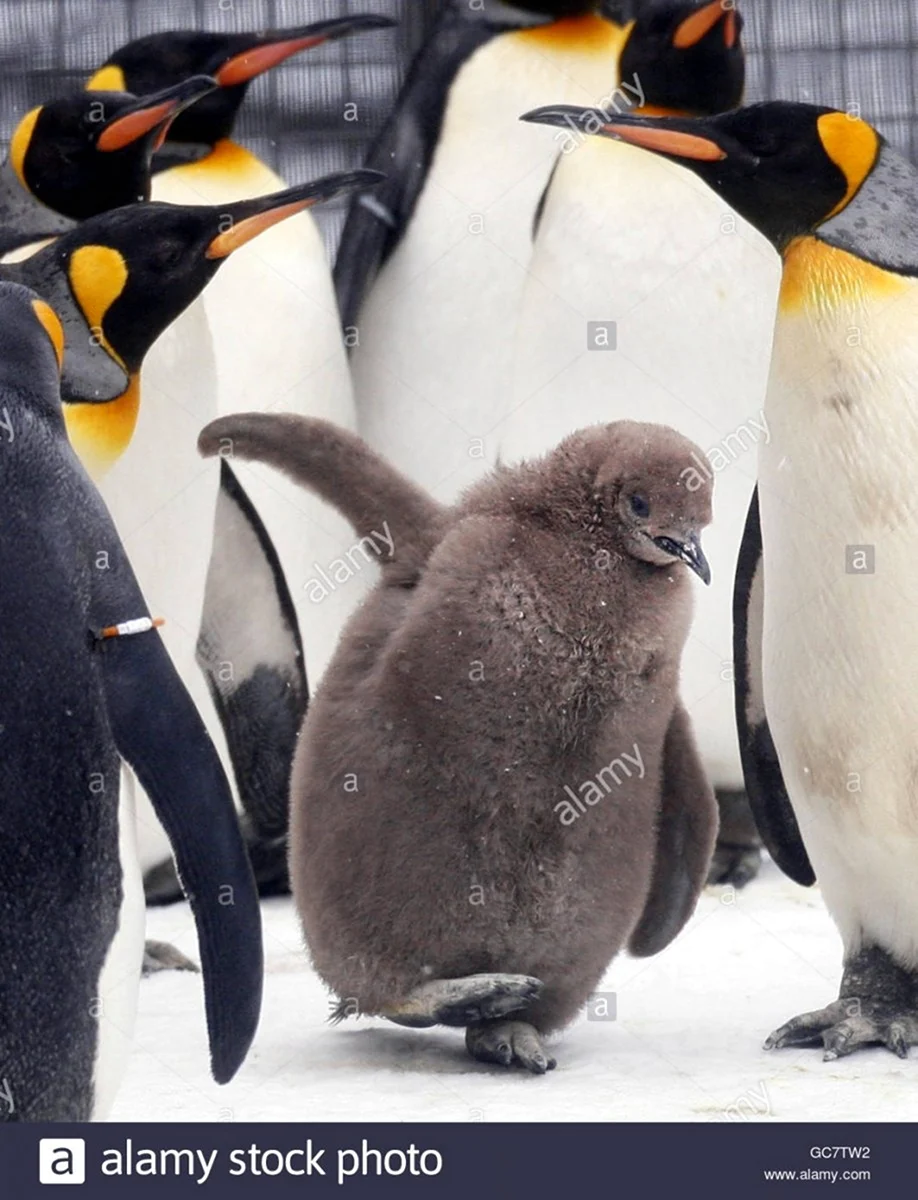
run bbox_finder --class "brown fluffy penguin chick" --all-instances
[198,415,718,1074]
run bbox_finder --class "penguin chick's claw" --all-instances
[706,790,762,888]
[466,1021,557,1075]
[382,974,543,1029]
[765,945,918,1060]
[142,940,200,977]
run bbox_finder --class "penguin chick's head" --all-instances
[620,0,745,116]
[34,168,383,373]
[10,77,218,221]
[0,282,64,403]
[87,15,396,148]
[522,101,880,252]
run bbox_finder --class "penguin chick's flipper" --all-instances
[706,790,763,888]
[379,974,544,1029]
[199,415,447,587]
[765,945,918,1062]
[142,940,200,976]
[466,1021,557,1075]
[734,490,815,887]
[98,629,263,1084]
[627,703,718,958]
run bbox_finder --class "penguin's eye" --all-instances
[630,494,650,519]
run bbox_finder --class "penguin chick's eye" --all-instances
[630,494,650,519]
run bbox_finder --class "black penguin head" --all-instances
[9,77,217,221]
[27,168,382,373]
[521,101,881,251]
[620,0,745,115]
[0,282,64,410]
[87,16,396,148]
[596,422,713,584]
[505,2,601,14]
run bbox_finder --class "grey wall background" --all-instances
[0,0,914,245]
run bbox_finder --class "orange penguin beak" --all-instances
[96,75,218,152]
[599,123,727,161]
[215,15,395,88]
[204,168,384,259]
[673,0,734,49]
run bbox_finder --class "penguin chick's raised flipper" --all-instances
[200,414,717,1073]
[579,100,918,1058]
[0,283,261,1120]
[0,77,217,258]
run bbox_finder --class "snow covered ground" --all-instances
[112,862,915,1123]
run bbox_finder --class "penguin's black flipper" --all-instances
[627,703,718,958]
[333,2,552,329]
[734,489,815,887]
[197,462,308,866]
[98,630,263,1084]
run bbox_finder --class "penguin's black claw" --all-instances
[384,973,543,1028]
[466,1021,557,1075]
[142,939,199,976]
[707,790,762,888]
[765,946,918,1060]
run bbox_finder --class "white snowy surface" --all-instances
[112,862,916,1123]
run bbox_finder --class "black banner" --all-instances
[1,1122,901,1197]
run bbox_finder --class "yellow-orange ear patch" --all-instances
[67,245,129,367]
[31,299,65,370]
[10,107,41,189]
[86,64,127,93]
[817,112,880,221]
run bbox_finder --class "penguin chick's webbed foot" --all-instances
[381,974,543,1029]
[765,945,918,1060]
[142,940,200,976]
[707,790,762,888]
[466,1021,556,1075]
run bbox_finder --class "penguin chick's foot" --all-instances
[382,974,543,1029]
[142,940,200,977]
[706,790,762,888]
[466,1020,557,1075]
[765,945,918,1060]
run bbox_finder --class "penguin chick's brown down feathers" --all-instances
[199,414,717,1060]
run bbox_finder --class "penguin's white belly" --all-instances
[152,160,366,689]
[500,141,780,785]
[353,27,629,502]
[90,769,145,1120]
[761,292,918,964]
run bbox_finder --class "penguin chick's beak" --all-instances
[215,15,397,88]
[96,75,219,152]
[673,0,736,49]
[205,168,385,258]
[520,106,733,165]
[654,534,712,585]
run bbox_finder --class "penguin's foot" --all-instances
[765,945,918,1060]
[466,1020,557,1075]
[706,790,762,888]
[383,974,543,1029]
[142,940,199,977]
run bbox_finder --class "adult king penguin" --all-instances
[335,0,635,501]
[86,15,397,691]
[512,0,777,886]
[0,76,216,259]
[578,99,918,1058]
[2,171,379,899]
[0,282,262,1120]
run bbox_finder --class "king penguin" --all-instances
[335,0,635,501]
[1,170,379,898]
[581,100,918,1058]
[0,281,262,1120]
[0,76,216,260]
[86,15,397,691]
[508,0,778,885]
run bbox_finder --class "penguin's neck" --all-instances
[515,12,627,56]
[157,138,284,200]
[63,373,141,480]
